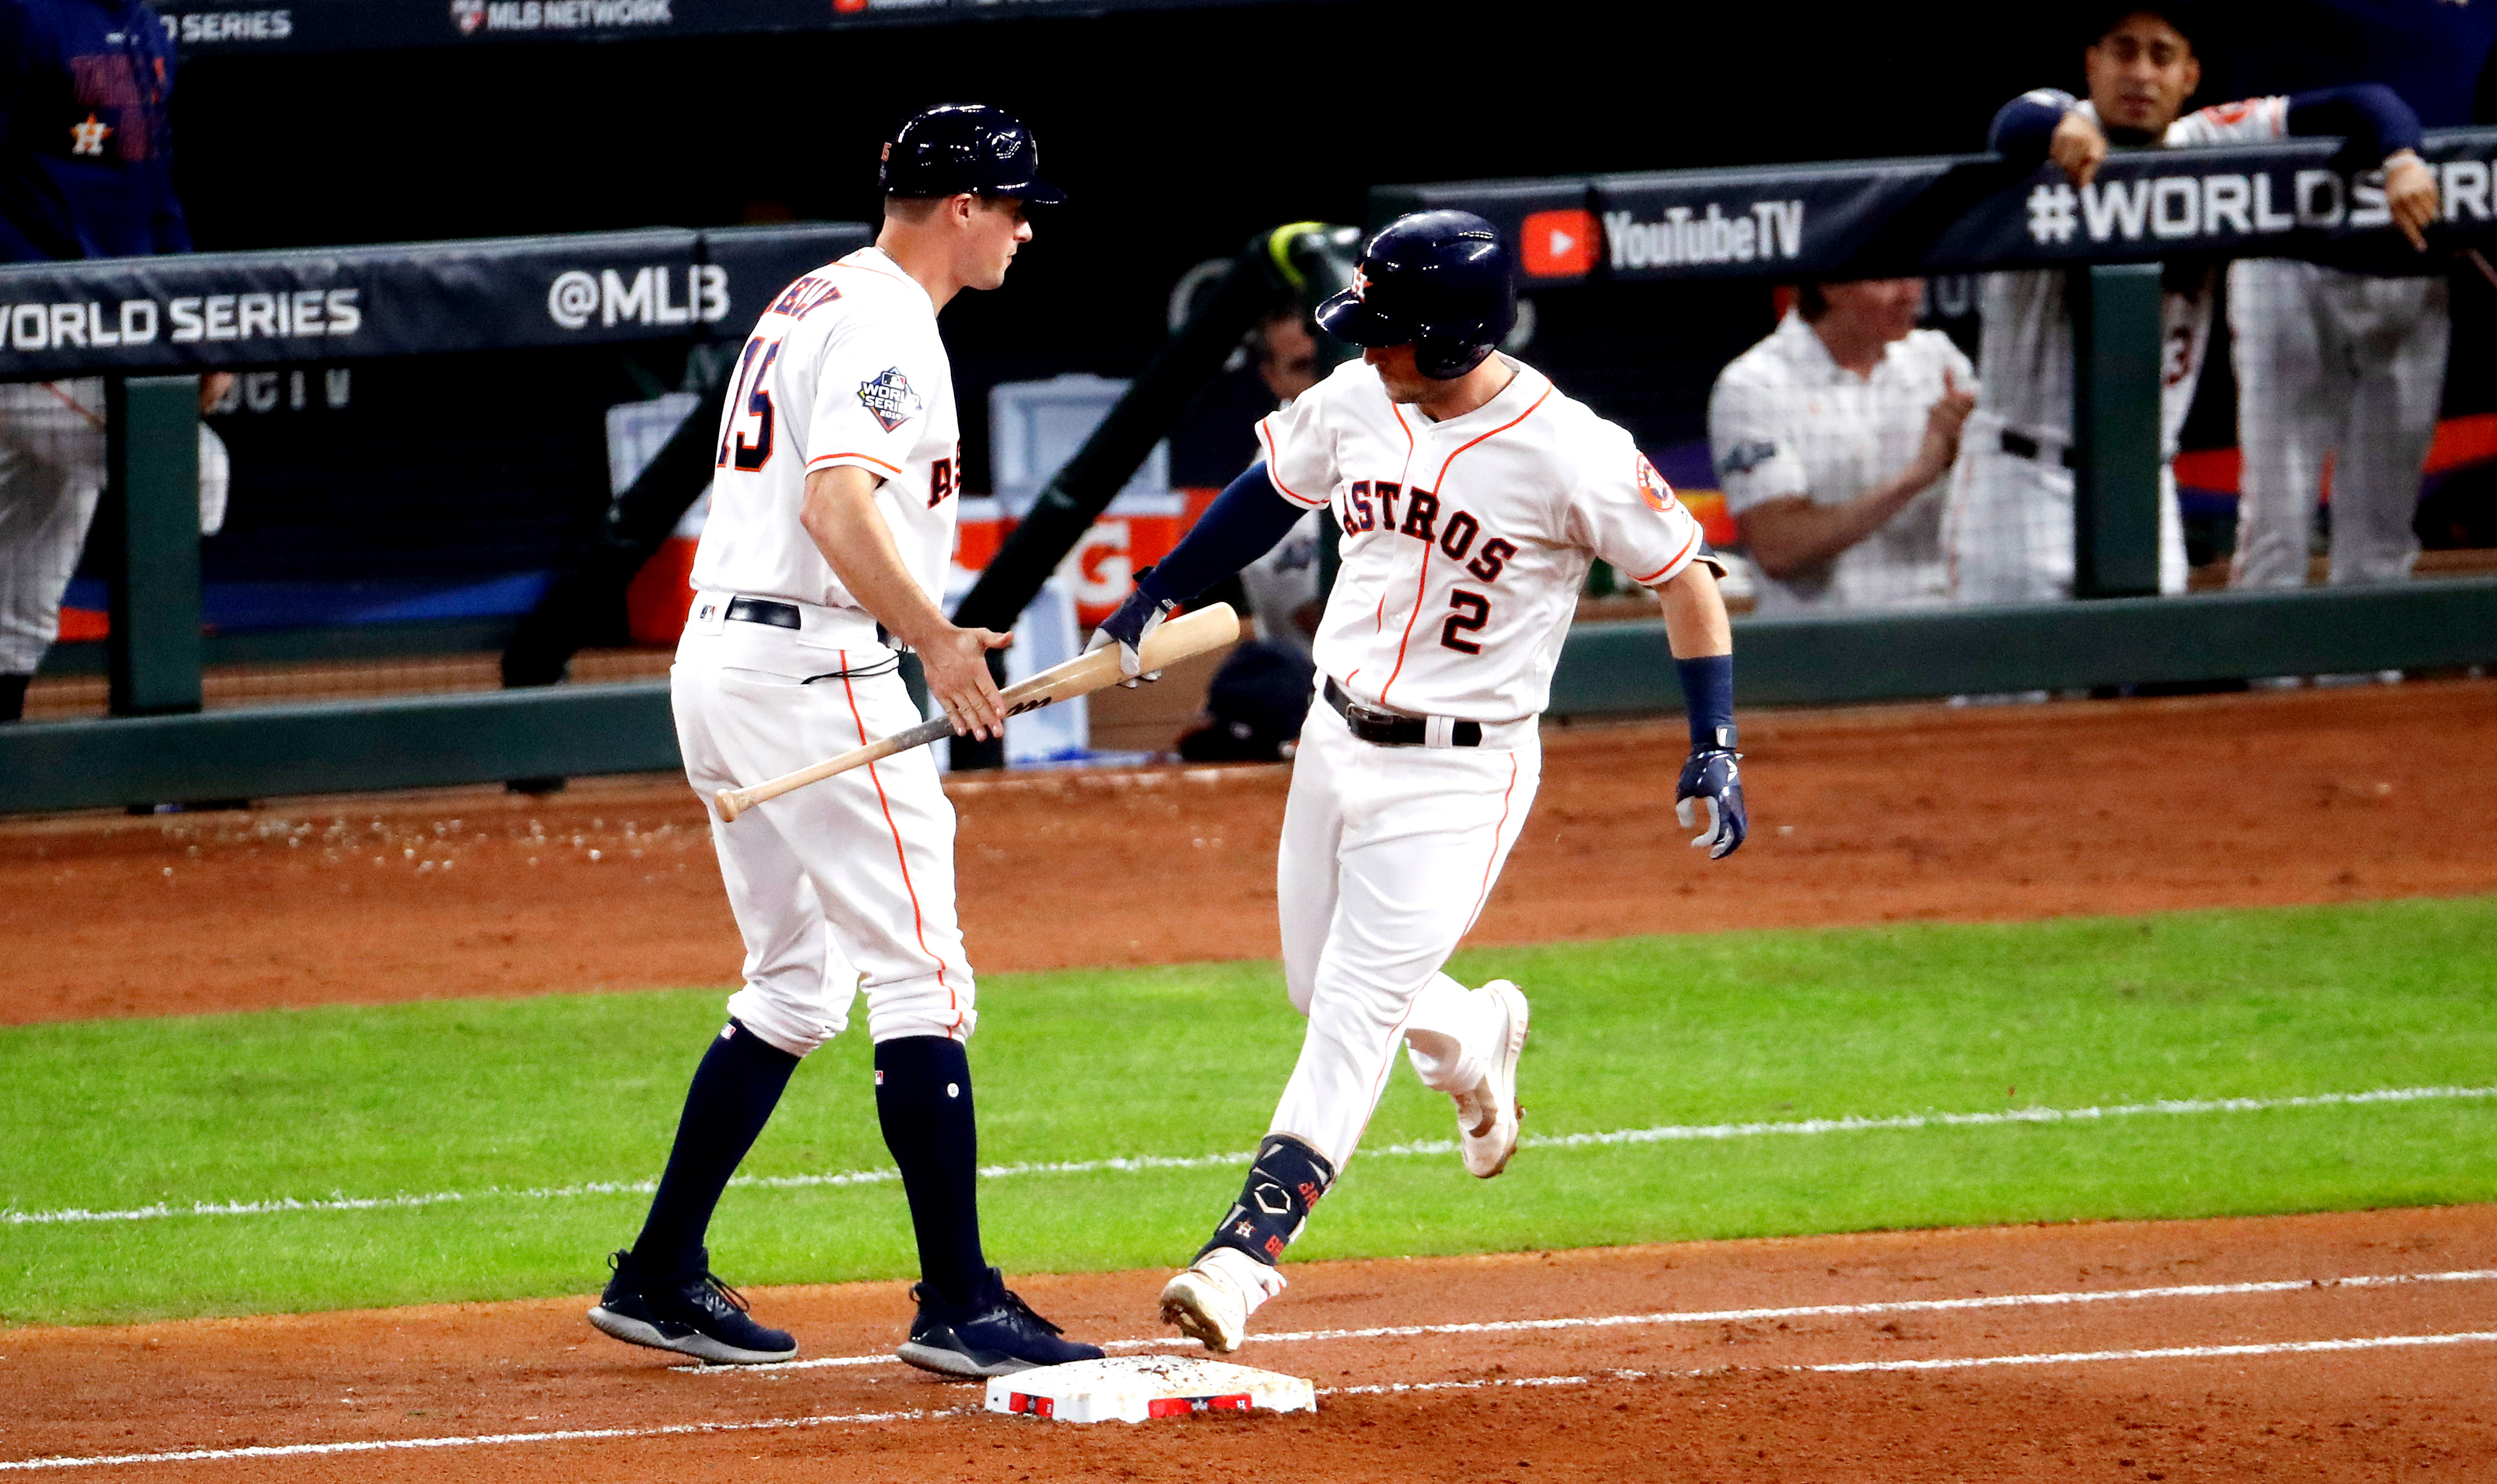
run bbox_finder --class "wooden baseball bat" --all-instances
[713,602,1241,822]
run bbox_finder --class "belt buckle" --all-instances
[1343,701,1408,745]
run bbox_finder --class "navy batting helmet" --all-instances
[1315,210,1516,380]
[881,103,1065,204]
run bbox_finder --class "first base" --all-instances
[985,1355,1316,1424]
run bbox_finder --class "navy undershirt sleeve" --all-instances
[1135,461,1311,605]
[2285,83,2423,160]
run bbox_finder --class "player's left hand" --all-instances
[1674,749,1746,861]
[2383,151,2438,252]
[1086,579,1178,686]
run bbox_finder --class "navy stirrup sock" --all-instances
[632,1019,800,1280]
[874,1035,990,1311]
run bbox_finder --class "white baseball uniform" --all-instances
[1708,312,1973,613]
[1,377,229,677]
[2228,258,2446,588]
[1947,95,2291,602]
[1252,354,1712,1169]
[674,244,974,1057]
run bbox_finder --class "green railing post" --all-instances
[104,375,203,717]
[2071,263,2164,599]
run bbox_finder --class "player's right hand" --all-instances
[922,624,1014,740]
[2049,111,2107,187]
[1086,582,1178,687]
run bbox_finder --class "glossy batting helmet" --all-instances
[1315,210,1516,380]
[880,103,1065,204]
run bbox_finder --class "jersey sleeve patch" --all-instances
[857,366,922,433]
[1635,452,1680,514]
[1715,440,1778,478]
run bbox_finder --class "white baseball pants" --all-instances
[2228,261,2447,589]
[672,620,976,1057]
[0,379,107,676]
[1945,414,2187,603]
[1267,698,1540,1171]
[1,377,232,677]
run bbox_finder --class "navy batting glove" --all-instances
[1084,579,1177,686]
[1674,749,1746,860]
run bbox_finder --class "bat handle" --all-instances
[715,787,754,823]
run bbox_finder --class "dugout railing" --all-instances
[0,223,869,812]
[10,127,2497,814]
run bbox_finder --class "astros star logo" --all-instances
[69,113,113,157]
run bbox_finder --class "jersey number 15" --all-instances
[719,337,783,473]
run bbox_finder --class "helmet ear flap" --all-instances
[1414,337,1496,380]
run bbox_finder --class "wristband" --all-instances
[1676,653,1736,752]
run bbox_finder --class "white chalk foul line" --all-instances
[684,1267,2497,1375]
[10,1082,2492,1229]
[16,1332,2497,1471]
[1809,1329,2497,1373]
[0,1407,962,1473]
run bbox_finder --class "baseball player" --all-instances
[2213,0,2497,590]
[0,0,229,721]
[586,103,1103,1379]
[1949,4,2437,604]
[1708,278,1975,613]
[1087,211,1745,1353]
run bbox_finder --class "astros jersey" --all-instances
[1976,94,2286,457]
[0,0,191,262]
[1257,356,1709,722]
[690,246,962,640]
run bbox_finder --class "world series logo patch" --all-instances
[858,366,922,433]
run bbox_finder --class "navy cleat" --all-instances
[894,1268,1103,1379]
[586,1248,797,1365]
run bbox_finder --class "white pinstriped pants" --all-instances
[1268,698,1540,1170]
[2228,261,2447,589]
[672,620,975,1056]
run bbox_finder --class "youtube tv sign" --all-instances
[1519,208,1599,279]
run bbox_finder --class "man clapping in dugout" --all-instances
[1708,279,1975,612]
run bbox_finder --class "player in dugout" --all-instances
[1947,2,2438,605]
[1707,278,1975,613]
[0,0,230,721]
[2210,0,2497,592]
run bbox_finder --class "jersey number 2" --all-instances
[1439,590,1490,654]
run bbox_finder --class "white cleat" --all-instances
[1158,1246,1285,1355]
[1456,980,1530,1179]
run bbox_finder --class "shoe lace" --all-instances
[994,1288,1066,1337]
[700,1273,754,1315]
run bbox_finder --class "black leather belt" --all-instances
[725,596,801,630]
[1324,679,1480,748]
[1999,429,2077,469]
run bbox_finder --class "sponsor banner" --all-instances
[1398,127,2497,286]
[1368,178,1591,274]
[152,0,1357,53]
[0,221,867,380]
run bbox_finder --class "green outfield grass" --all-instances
[4,896,2496,1327]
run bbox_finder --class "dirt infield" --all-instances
[3,678,2493,1024]
[2,1205,2491,1479]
